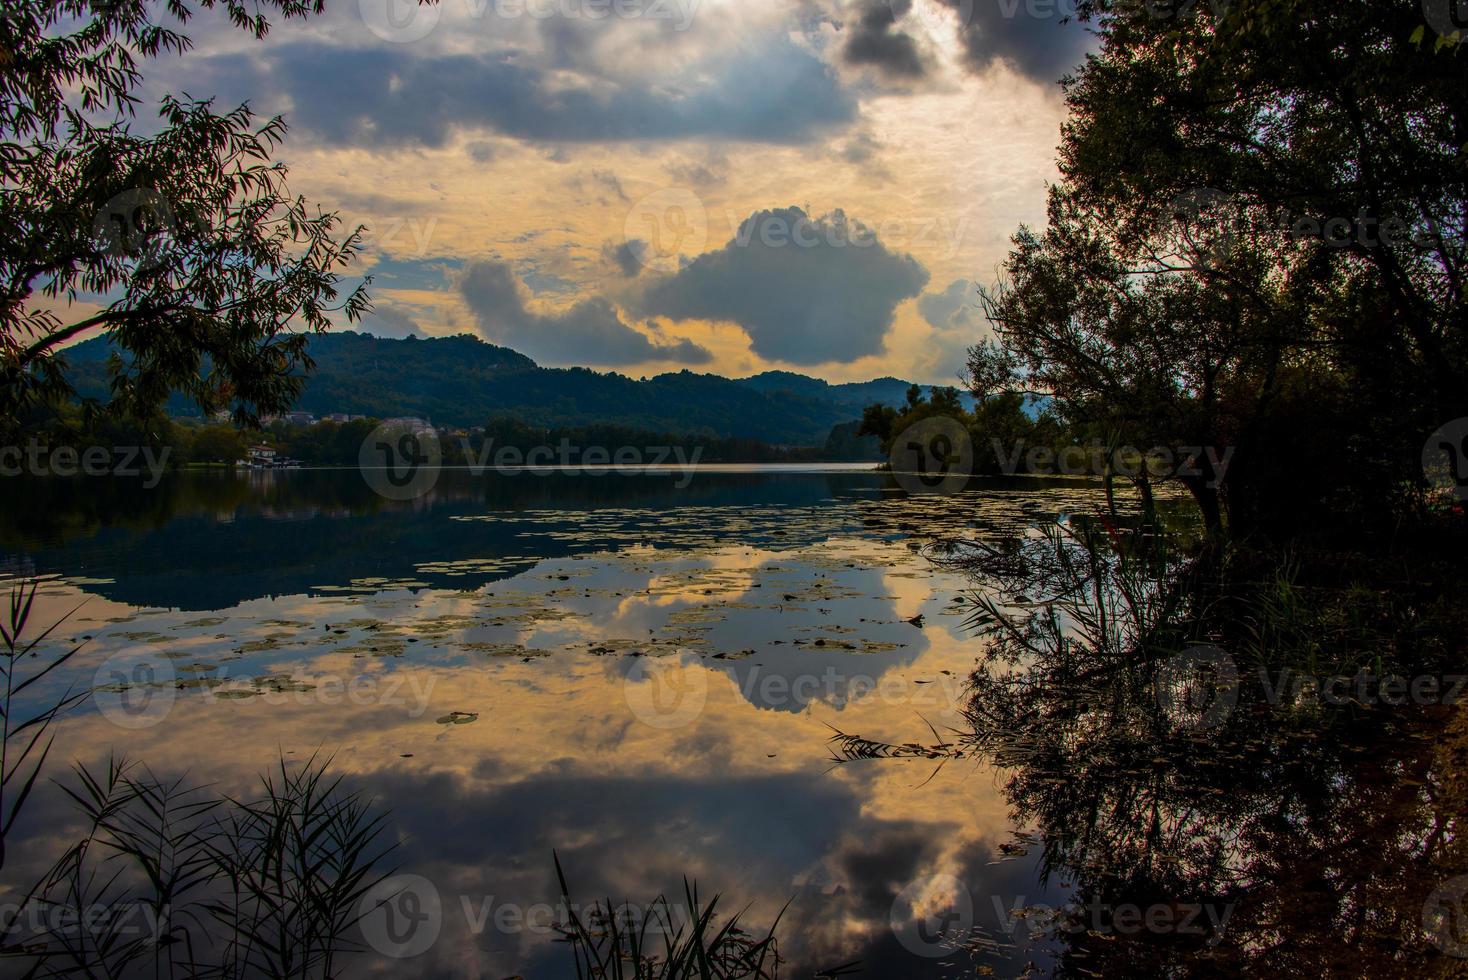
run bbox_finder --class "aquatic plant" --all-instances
[0,581,87,871]
[3,753,394,979]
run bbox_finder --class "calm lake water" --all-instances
[0,467,1162,977]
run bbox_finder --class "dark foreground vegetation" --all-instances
[835,0,1468,973]
[1,404,882,469]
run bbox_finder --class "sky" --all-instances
[144,0,1094,384]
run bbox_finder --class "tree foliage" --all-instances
[0,0,371,430]
[858,385,1067,475]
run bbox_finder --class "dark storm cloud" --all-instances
[460,260,710,366]
[843,0,930,78]
[637,207,929,366]
[218,36,854,149]
[939,0,1094,83]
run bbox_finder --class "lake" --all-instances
[0,466,1171,977]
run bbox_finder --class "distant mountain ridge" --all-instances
[61,332,973,445]
[737,371,975,413]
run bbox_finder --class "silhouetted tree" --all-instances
[969,0,1467,540]
[0,0,371,430]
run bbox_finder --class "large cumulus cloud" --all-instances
[460,261,710,366]
[637,207,929,366]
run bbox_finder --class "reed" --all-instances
[5,753,394,979]
[554,852,788,980]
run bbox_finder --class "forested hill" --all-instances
[61,331,968,445]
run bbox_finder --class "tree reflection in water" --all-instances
[834,516,1468,978]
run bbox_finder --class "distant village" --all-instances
[232,412,476,469]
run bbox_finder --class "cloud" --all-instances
[842,0,930,78]
[465,141,498,163]
[840,131,883,164]
[460,261,710,366]
[603,240,644,278]
[918,277,983,332]
[664,150,731,188]
[934,0,1094,84]
[823,0,1090,86]
[838,130,894,182]
[224,35,856,149]
[918,278,985,378]
[638,207,929,366]
[358,304,425,340]
[589,169,630,202]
